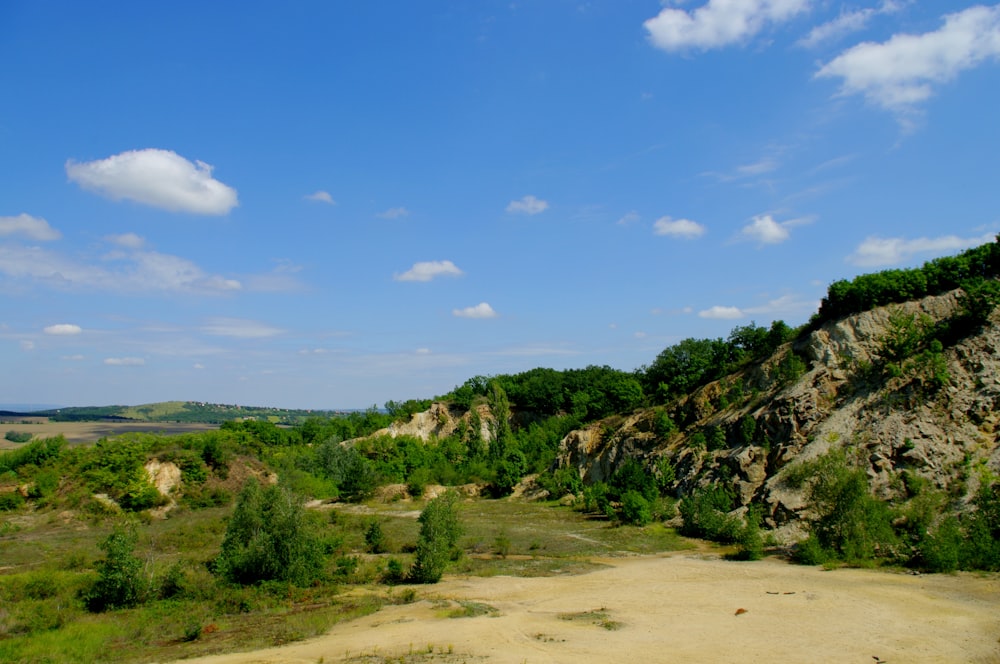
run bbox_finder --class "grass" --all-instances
[0,495,691,662]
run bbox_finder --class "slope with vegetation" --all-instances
[0,237,998,661]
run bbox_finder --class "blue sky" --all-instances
[1,1,998,410]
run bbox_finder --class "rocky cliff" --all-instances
[555,290,1000,538]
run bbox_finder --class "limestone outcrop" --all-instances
[554,290,1000,534]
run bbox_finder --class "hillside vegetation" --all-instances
[1,237,998,661]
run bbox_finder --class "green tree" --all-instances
[214,479,325,586]
[84,523,148,612]
[486,380,512,460]
[409,491,463,583]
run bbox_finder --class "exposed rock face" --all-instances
[555,290,1000,535]
[370,403,493,443]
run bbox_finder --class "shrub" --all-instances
[960,481,1000,571]
[364,519,386,554]
[4,431,32,443]
[679,485,741,543]
[796,450,898,565]
[409,491,462,584]
[213,479,325,586]
[83,523,148,612]
[620,490,652,526]
[731,505,764,560]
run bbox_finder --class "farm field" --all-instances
[0,420,218,448]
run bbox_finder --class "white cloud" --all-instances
[66,148,238,215]
[21,340,35,351]
[202,317,284,339]
[43,324,82,336]
[394,260,464,282]
[193,363,205,370]
[739,214,791,244]
[699,293,819,320]
[797,2,901,49]
[378,207,410,219]
[305,190,335,204]
[453,302,498,319]
[104,357,145,366]
[105,232,146,249]
[0,242,245,295]
[699,305,745,319]
[0,214,61,241]
[415,347,432,355]
[506,195,549,215]
[653,216,706,239]
[62,354,85,361]
[847,233,996,267]
[817,5,1000,113]
[644,0,810,52]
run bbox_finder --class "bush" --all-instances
[960,481,1000,571]
[620,490,652,526]
[409,491,462,583]
[213,479,326,586]
[796,450,898,565]
[679,485,741,543]
[83,523,148,612]
[731,505,764,561]
[364,520,386,554]
[4,431,32,443]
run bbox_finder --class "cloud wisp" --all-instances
[201,317,284,339]
[0,239,244,295]
[394,260,464,282]
[817,5,1000,115]
[846,232,996,267]
[506,195,549,215]
[644,0,810,52]
[66,148,238,215]
[0,214,62,241]
[305,190,336,204]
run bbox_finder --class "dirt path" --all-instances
[171,554,1000,664]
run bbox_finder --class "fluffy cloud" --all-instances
[394,260,464,282]
[104,357,145,366]
[653,216,706,239]
[644,0,810,52]
[43,324,82,335]
[847,233,996,267]
[202,317,284,338]
[739,214,795,244]
[378,207,410,219]
[304,190,335,204]
[0,214,61,241]
[817,5,1000,113]
[453,302,498,319]
[506,195,548,215]
[66,148,238,215]
[698,305,744,319]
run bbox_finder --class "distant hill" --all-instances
[29,401,345,425]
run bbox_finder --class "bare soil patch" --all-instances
[175,554,1000,664]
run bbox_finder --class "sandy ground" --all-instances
[173,553,1000,664]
